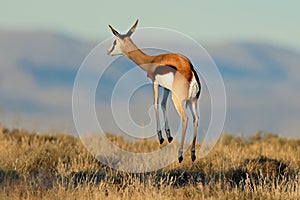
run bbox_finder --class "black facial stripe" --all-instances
[109,40,117,53]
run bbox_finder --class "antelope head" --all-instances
[107,19,139,56]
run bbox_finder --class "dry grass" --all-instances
[0,127,299,199]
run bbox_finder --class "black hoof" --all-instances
[178,156,183,163]
[159,138,164,144]
[191,154,196,162]
[168,136,173,143]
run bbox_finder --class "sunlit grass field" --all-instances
[0,126,299,199]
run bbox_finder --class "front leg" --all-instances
[161,88,173,143]
[153,83,164,144]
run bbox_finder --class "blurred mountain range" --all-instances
[0,31,299,138]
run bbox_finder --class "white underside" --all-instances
[155,73,174,91]
[154,72,199,99]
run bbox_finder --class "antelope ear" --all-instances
[126,19,139,37]
[109,25,120,37]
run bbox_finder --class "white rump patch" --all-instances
[188,73,199,99]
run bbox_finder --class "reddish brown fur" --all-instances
[126,47,193,86]
[151,53,193,83]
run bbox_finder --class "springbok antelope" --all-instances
[107,20,201,163]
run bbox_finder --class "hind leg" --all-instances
[188,97,199,162]
[172,93,188,163]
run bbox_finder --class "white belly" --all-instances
[154,72,199,99]
[154,73,174,90]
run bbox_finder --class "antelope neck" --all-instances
[125,44,153,71]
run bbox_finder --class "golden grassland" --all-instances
[0,126,299,199]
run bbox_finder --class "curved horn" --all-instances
[109,25,120,37]
[126,19,139,37]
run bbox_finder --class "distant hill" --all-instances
[0,30,299,138]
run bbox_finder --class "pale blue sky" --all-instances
[1,1,300,50]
